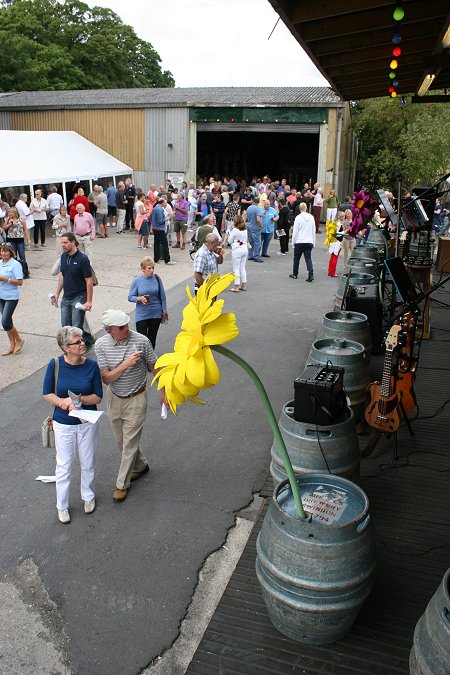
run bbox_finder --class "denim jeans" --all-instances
[293,243,314,276]
[60,293,94,344]
[7,239,28,278]
[261,232,273,256]
[248,228,262,260]
[0,298,19,331]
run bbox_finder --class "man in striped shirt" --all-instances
[95,309,164,502]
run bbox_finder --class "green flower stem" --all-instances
[212,345,306,520]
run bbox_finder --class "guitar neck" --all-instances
[381,349,394,397]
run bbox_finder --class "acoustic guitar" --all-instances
[365,325,402,433]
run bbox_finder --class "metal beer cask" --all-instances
[350,245,380,263]
[346,256,378,277]
[410,568,450,675]
[335,272,375,310]
[308,338,370,422]
[270,403,360,485]
[318,310,373,356]
[256,474,376,645]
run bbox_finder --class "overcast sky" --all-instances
[89,0,329,88]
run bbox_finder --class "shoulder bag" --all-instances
[41,357,59,448]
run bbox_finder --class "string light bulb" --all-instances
[389,71,397,79]
[391,91,397,98]
[390,59,398,70]
[393,46,401,57]
[392,32,402,44]
[393,5,405,21]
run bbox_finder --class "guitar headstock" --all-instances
[385,325,401,352]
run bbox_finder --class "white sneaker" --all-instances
[165,260,176,265]
[137,245,142,249]
[58,508,70,524]
[84,499,96,514]
[276,251,286,256]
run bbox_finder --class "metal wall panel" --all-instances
[145,108,189,174]
[133,170,165,192]
[9,110,145,169]
[0,112,10,129]
[196,122,320,134]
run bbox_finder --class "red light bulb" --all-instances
[393,46,401,57]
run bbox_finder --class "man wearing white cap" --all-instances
[95,309,164,502]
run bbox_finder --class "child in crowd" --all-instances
[325,211,345,277]
[226,214,248,292]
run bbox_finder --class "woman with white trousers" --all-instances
[227,214,248,292]
[43,326,103,524]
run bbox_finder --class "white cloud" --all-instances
[89,0,329,87]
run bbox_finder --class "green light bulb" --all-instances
[393,6,405,21]
[389,71,396,79]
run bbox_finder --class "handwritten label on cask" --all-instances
[302,485,348,524]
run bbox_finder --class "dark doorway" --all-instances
[196,131,319,187]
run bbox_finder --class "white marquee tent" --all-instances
[0,130,133,202]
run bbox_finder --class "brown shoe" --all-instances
[113,488,127,502]
[181,243,186,250]
[172,242,180,248]
[130,465,149,482]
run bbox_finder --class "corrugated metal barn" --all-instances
[0,87,353,196]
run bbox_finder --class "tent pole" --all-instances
[62,182,68,207]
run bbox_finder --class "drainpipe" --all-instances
[333,108,344,193]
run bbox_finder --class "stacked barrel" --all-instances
[271,241,382,485]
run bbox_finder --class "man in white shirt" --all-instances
[289,202,316,282]
[46,186,64,224]
[16,193,35,234]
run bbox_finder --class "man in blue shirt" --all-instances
[151,199,175,265]
[246,196,264,262]
[260,199,279,257]
[54,233,94,345]
[105,182,117,228]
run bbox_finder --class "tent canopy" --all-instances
[0,130,132,188]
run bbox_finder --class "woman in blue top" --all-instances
[128,256,168,349]
[0,242,24,354]
[43,326,103,524]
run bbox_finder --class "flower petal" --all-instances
[205,273,235,299]
[202,346,221,387]
[185,349,206,388]
[203,313,239,345]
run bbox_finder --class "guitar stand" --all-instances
[399,400,414,438]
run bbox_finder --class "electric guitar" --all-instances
[365,325,402,433]
[392,312,417,414]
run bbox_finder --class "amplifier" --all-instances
[294,364,347,425]
[345,284,383,354]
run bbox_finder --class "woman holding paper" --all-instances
[43,326,103,524]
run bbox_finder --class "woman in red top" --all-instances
[69,188,90,223]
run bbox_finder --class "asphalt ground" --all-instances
[0,227,338,674]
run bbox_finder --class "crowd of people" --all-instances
[1,174,449,524]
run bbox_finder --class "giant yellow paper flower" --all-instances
[324,219,338,247]
[152,273,239,414]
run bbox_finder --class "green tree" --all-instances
[348,96,450,189]
[0,0,174,91]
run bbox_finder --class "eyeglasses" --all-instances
[67,339,85,346]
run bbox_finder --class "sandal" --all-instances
[229,287,240,293]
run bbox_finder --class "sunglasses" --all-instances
[67,339,85,346]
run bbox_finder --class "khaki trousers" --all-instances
[107,388,149,489]
[76,234,93,263]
